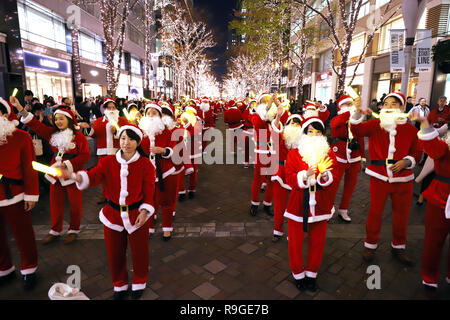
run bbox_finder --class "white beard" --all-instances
[104,109,119,123]
[139,116,165,138]
[199,102,210,112]
[0,116,16,146]
[50,128,75,152]
[303,109,318,119]
[255,104,267,120]
[379,108,402,132]
[162,115,176,130]
[283,125,302,149]
[266,104,278,122]
[298,134,330,167]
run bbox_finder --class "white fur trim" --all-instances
[114,284,128,292]
[132,283,146,291]
[297,171,309,189]
[391,242,406,249]
[138,203,155,217]
[20,112,34,124]
[338,97,353,108]
[162,227,173,232]
[75,171,90,190]
[251,201,260,206]
[118,125,143,141]
[350,114,364,125]
[54,109,74,122]
[0,193,25,207]
[0,266,15,277]
[263,201,272,206]
[446,194,450,219]
[273,230,284,236]
[364,242,378,249]
[24,195,39,202]
[301,118,324,131]
[403,156,416,170]
[185,167,194,175]
[67,229,80,234]
[417,129,439,141]
[99,208,124,232]
[271,175,292,190]
[20,266,37,275]
[162,147,173,159]
[305,271,317,278]
[271,120,283,134]
[49,230,60,236]
[155,167,176,182]
[422,280,438,288]
[63,160,73,174]
[292,271,305,280]
[317,171,333,187]
[283,210,334,223]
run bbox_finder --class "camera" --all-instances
[347,139,360,150]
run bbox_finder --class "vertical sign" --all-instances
[415,29,432,72]
[390,29,405,73]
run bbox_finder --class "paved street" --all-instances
[1,115,449,300]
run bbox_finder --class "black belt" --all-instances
[0,176,24,200]
[107,199,143,212]
[302,184,323,233]
[371,159,398,166]
[333,137,348,143]
[243,126,253,129]
[53,152,77,159]
[434,175,450,184]
[228,121,242,126]
[279,160,286,166]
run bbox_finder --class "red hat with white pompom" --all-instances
[54,108,80,130]
[300,116,324,132]
[0,97,19,126]
[118,124,143,141]
[384,92,406,106]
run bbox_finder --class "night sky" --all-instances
[193,0,238,82]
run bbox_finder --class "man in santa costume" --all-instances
[284,114,337,292]
[270,105,303,242]
[84,97,129,204]
[351,92,422,265]
[302,102,330,124]
[139,103,177,240]
[62,124,155,300]
[410,114,450,295]
[223,100,244,155]
[198,96,215,152]
[180,106,203,199]
[242,99,256,168]
[0,97,39,290]
[14,97,91,245]
[329,95,366,222]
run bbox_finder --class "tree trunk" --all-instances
[71,27,82,97]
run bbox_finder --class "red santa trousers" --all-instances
[272,182,289,236]
[288,219,328,279]
[251,163,273,206]
[149,174,178,233]
[97,155,109,200]
[421,202,450,287]
[332,161,360,212]
[49,182,83,235]
[244,134,250,164]
[0,201,38,276]
[178,164,198,193]
[103,220,150,292]
[365,178,413,249]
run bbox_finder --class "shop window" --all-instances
[349,34,365,59]
[319,50,332,72]
[131,57,142,75]
[376,0,390,9]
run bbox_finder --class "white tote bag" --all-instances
[32,135,43,156]
[48,283,89,300]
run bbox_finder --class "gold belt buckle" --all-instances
[120,205,129,212]
[57,151,64,158]
[309,184,316,193]
[385,158,392,166]
[150,154,155,161]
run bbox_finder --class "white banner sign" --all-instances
[415,29,432,72]
[390,29,405,73]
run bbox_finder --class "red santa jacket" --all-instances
[330,111,366,163]
[270,121,292,190]
[140,128,177,182]
[0,128,39,207]
[427,105,450,129]
[417,128,450,218]
[251,111,272,156]
[318,105,330,123]
[76,151,155,234]
[242,108,254,136]
[183,117,203,160]
[89,116,129,155]
[198,105,215,130]
[350,118,421,183]
[21,113,90,186]
[224,107,243,130]
[284,148,338,223]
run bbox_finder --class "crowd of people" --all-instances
[0,87,449,300]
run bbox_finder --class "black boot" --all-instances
[131,289,144,300]
[0,271,16,286]
[178,193,186,202]
[188,191,195,199]
[22,273,37,291]
[250,205,258,216]
[263,205,274,217]
[113,290,129,300]
[304,277,317,292]
[295,278,306,291]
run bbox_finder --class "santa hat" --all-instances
[301,116,324,132]
[384,92,406,106]
[118,124,143,141]
[161,103,175,116]
[0,97,19,126]
[127,103,138,111]
[201,96,210,103]
[257,93,271,104]
[54,108,80,130]
[286,114,303,125]
[144,103,162,116]
[226,100,236,109]
[303,102,316,111]
[102,97,117,108]
[337,95,353,109]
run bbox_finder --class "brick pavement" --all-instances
[1,115,449,300]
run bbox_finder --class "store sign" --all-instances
[316,71,332,82]
[415,29,432,73]
[390,29,405,73]
[23,51,70,75]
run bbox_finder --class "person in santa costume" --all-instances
[198,97,215,152]
[0,97,39,290]
[302,102,330,125]
[329,95,366,222]
[83,97,129,205]
[61,124,155,300]
[270,106,303,242]
[351,92,422,265]
[179,106,202,199]
[223,99,244,155]
[409,113,450,296]
[14,97,91,245]
[242,99,256,168]
[284,115,337,292]
[139,103,177,241]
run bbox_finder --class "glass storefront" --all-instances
[445,74,450,99]
[26,69,72,103]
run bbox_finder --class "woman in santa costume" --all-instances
[0,97,39,290]
[270,106,303,242]
[61,124,155,300]
[13,97,91,245]
[409,114,450,295]
[329,95,366,222]
[83,97,129,204]
[284,115,337,292]
[139,103,177,240]
[351,92,422,265]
